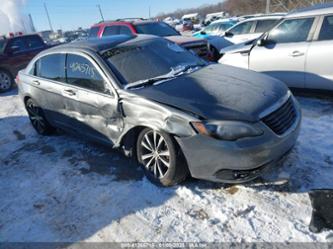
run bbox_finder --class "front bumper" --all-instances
[176,101,301,183]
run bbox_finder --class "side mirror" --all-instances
[224,31,233,37]
[257,37,273,47]
[200,31,207,35]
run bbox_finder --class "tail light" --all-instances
[15,75,20,84]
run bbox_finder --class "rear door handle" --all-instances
[32,80,40,86]
[63,89,76,96]
[290,51,305,57]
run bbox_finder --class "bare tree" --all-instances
[155,0,333,20]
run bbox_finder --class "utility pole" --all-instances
[44,2,53,31]
[266,0,271,13]
[28,14,36,32]
[97,4,105,22]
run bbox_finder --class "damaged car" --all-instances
[17,35,301,186]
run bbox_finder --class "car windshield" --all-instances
[102,38,207,87]
[0,39,6,54]
[134,22,179,37]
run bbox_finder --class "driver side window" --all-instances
[267,18,314,44]
[66,54,107,94]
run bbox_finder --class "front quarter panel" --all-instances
[219,51,249,69]
[117,90,197,144]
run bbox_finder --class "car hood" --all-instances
[220,39,256,54]
[129,64,288,122]
[165,35,206,46]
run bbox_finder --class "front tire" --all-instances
[210,46,221,62]
[0,69,13,93]
[25,98,55,135]
[136,128,188,186]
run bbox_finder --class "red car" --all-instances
[89,18,211,60]
[0,34,50,92]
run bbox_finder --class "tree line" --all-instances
[156,0,333,19]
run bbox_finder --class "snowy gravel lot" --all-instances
[1,89,333,243]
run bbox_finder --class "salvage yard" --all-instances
[1,89,333,242]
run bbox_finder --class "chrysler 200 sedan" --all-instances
[18,35,301,186]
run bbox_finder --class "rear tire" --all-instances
[25,98,55,135]
[0,69,13,93]
[136,128,188,187]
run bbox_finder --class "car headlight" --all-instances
[191,121,263,141]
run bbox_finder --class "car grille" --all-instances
[185,43,208,57]
[262,97,297,135]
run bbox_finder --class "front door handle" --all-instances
[63,89,76,96]
[32,80,40,86]
[290,51,305,57]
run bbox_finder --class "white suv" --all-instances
[219,3,333,91]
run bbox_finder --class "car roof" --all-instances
[211,19,237,25]
[286,3,333,18]
[240,15,284,22]
[43,34,157,54]
[92,19,160,27]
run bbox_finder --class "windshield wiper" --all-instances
[125,74,176,89]
[125,64,205,90]
[171,64,205,76]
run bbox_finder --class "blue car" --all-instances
[193,20,238,39]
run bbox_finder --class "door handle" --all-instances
[32,80,40,86]
[290,51,304,57]
[63,89,76,96]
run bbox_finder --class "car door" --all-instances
[31,53,69,124]
[63,53,122,145]
[224,20,256,44]
[249,17,316,88]
[305,15,333,90]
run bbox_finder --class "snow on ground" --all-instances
[0,89,333,243]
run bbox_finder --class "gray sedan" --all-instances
[18,35,301,186]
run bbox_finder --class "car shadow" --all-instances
[0,115,178,242]
[0,87,18,97]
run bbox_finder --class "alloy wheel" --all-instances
[140,130,170,179]
[0,71,12,91]
[26,100,46,134]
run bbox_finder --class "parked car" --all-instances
[205,15,284,61]
[223,15,283,44]
[219,3,333,91]
[193,19,238,39]
[0,34,50,92]
[18,35,301,186]
[176,18,194,32]
[89,19,210,60]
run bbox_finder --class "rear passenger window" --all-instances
[230,21,254,35]
[318,16,333,41]
[103,26,119,37]
[7,38,27,53]
[66,54,106,93]
[24,36,45,49]
[255,20,279,33]
[36,54,66,82]
[89,27,100,37]
[119,26,132,35]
